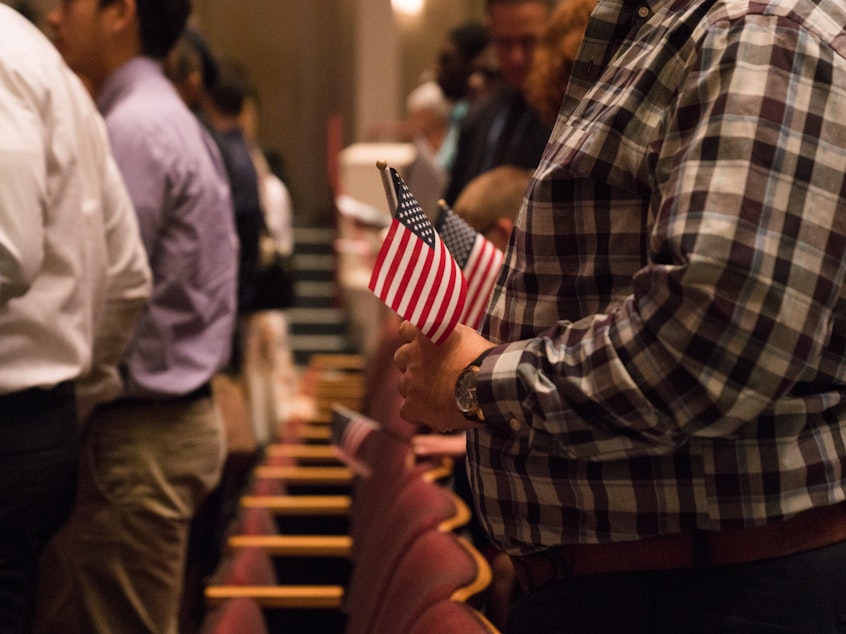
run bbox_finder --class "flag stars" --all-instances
[397,187,435,247]
[438,208,477,267]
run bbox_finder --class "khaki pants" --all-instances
[34,396,225,634]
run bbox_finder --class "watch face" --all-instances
[455,367,478,414]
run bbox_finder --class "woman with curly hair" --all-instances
[525,0,598,126]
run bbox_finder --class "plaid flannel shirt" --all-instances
[469,0,846,554]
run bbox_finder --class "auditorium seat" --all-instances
[344,475,472,632]
[355,528,492,634]
[408,599,501,634]
[263,442,340,464]
[358,324,419,439]
[198,597,269,634]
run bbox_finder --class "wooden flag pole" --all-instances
[376,160,398,215]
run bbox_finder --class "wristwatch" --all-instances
[454,351,490,422]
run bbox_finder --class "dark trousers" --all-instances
[0,384,78,633]
[507,539,846,634]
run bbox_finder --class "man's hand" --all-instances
[393,320,494,433]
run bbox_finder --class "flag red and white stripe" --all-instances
[368,168,466,345]
[330,405,380,477]
[461,238,503,329]
[435,204,504,330]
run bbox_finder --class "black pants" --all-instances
[507,538,846,634]
[0,384,78,633]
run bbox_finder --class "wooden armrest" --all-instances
[294,425,332,441]
[421,456,455,483]
[309,353,365,371]
[253,465,354,484]
[438,489,473,533]
[314,382,365,396]
[240,495,352,515]
[205,584,345,609]
[450,535,494,603]
[227,534,353,557]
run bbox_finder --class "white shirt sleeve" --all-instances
[0,88,45,304]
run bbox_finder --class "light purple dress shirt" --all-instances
[97,57,238,399]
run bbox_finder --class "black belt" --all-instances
[102,382,212,409]
[1,381,75,416]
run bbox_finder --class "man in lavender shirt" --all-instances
[34,1,238,632]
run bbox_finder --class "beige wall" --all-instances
[192,0,358,225]
[193,0,484,224]
[397,0,486,96]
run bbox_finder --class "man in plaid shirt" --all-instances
[395,0,846,630]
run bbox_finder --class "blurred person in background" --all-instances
[434,20,491,172]
[442,0,553,205]
[524,0,598,127]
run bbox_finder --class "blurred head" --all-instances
[435,21,489,101]
[206,56,253,118]
[485,0,551,90]
[405,80,452,152]
[525,0,598,126]
[467,45,503,102]
[48,0,190,94]
[165,29,217,109]
[407,80,451,129]
[453,165,532,250]
[133,0,189,58]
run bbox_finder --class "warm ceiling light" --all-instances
[392,0,424,16]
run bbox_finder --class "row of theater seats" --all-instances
[197,353,500,633]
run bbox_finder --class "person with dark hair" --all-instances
[436,21,490,102]
[167,44,272,629]
[202,56,264,318]
[165,28,219,110]
[0,6,151,631]
[441,0,553,205]
[35,1,238,632]
[435,21,490,172]
[166,35,264,324]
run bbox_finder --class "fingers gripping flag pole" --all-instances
[368,165,466,345]
[435,200,505,330]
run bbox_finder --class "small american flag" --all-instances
[330,405,380,477]
[368,168,466,345]
[436,203,504,330]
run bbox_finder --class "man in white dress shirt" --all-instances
[0,5,151,631]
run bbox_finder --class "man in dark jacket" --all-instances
[443,0,553,205]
